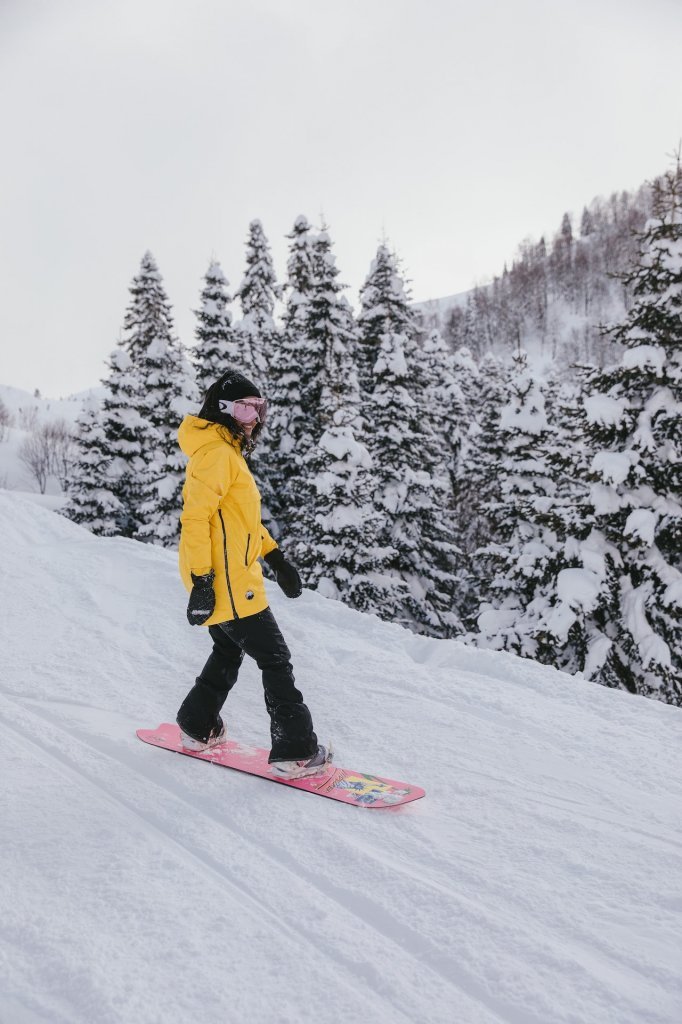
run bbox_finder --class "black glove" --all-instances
[263,549,302,598]
[187,570,216,625]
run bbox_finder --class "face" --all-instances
[237,396,262,436]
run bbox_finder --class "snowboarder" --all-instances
[175,369,330,779]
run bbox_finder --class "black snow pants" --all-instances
[176,607,318,762]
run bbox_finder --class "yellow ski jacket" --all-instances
[178,416,278,625]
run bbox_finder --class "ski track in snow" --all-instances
[0,699,424,1024]
[1,492,681,1024]
[0,696,491,1024]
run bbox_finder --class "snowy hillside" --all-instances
[417,180,654,373]
[1,492,680,1024]
[0,425,64,500]
[0,383,99,499]
[0,383,90,421]
[414,289,469,322]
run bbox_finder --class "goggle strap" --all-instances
[218,398,266,424]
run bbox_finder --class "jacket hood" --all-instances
[178,415,240,458]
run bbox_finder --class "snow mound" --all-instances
[0,491,680,1024]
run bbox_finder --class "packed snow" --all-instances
[1,491,681,1023]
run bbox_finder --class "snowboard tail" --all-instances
[137,724,425,809]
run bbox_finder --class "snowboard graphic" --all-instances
[137,724,425,809]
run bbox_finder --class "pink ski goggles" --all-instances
[219,397,268,425]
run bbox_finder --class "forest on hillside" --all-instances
[422,181,653,371]
[5,164,678,708]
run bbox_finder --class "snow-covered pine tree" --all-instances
[98,347,148,537]
[292,313,396,614]
[514,366,597,672]
[357,248,462,635]
[453,350,506,625]
[297,227,352,450]
[263,216,317,536]
[357,244,418,396]
[370,329,450,633]
[540,164,682,704]
[121,252,197,547]
[459,301,481,356]
[550,212,574,286]
[138,369,196,546]
[451,346,481,414]
[403,328,463,636]
[64,395,123,535]
[456,351,505,542]
[193,261,240,397]
[474,350,560,655]
[235,219,281,387]
[122,252,175,368]
[580,206,595,238]
[421,329,468,489]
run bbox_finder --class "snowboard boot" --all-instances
[270,743,332,780]
[179,716,227,752]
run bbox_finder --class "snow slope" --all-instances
[1,492,680,1024]
[0,383,99,435]
[414,289,470,317]
[0,383,99,498]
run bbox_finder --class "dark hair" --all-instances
[197,376,263,456]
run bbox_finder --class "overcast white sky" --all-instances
[1,0,680,397]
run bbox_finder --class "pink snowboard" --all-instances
[137,724,425,809]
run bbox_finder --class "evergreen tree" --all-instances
[460,300,481,355]
[264,216,316,536]
[121,252,197,547]
[357,244,418,395]
[517,367,596,672]
[99,347,148,537]
[284,214,316,296]
[550,212,574,287]
[538,165,682,703]
[454,350,506,625]
[370,333,418,620]
[406,328,464,636]
[122,252,176,368]
[193,261,239,396]
[450,345,482,495]
[359,251,463,635]
[300,227,354,447]
[64,396,123,535]
[451,346,481,413]
[474,351,559,654]
[580,206,594,237]
[285,226,404,614]
[235,219,280,386]
[371,330,446,632]
[421,329,468,489]
[443,304,466,349]
[292,318,394,613]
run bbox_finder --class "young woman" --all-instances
[175,369,329,780]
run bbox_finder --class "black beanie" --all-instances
[197,369,264,436]
[217,370,261,401]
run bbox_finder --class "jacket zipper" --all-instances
[218,510,239,620]
[245,533,251,567]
